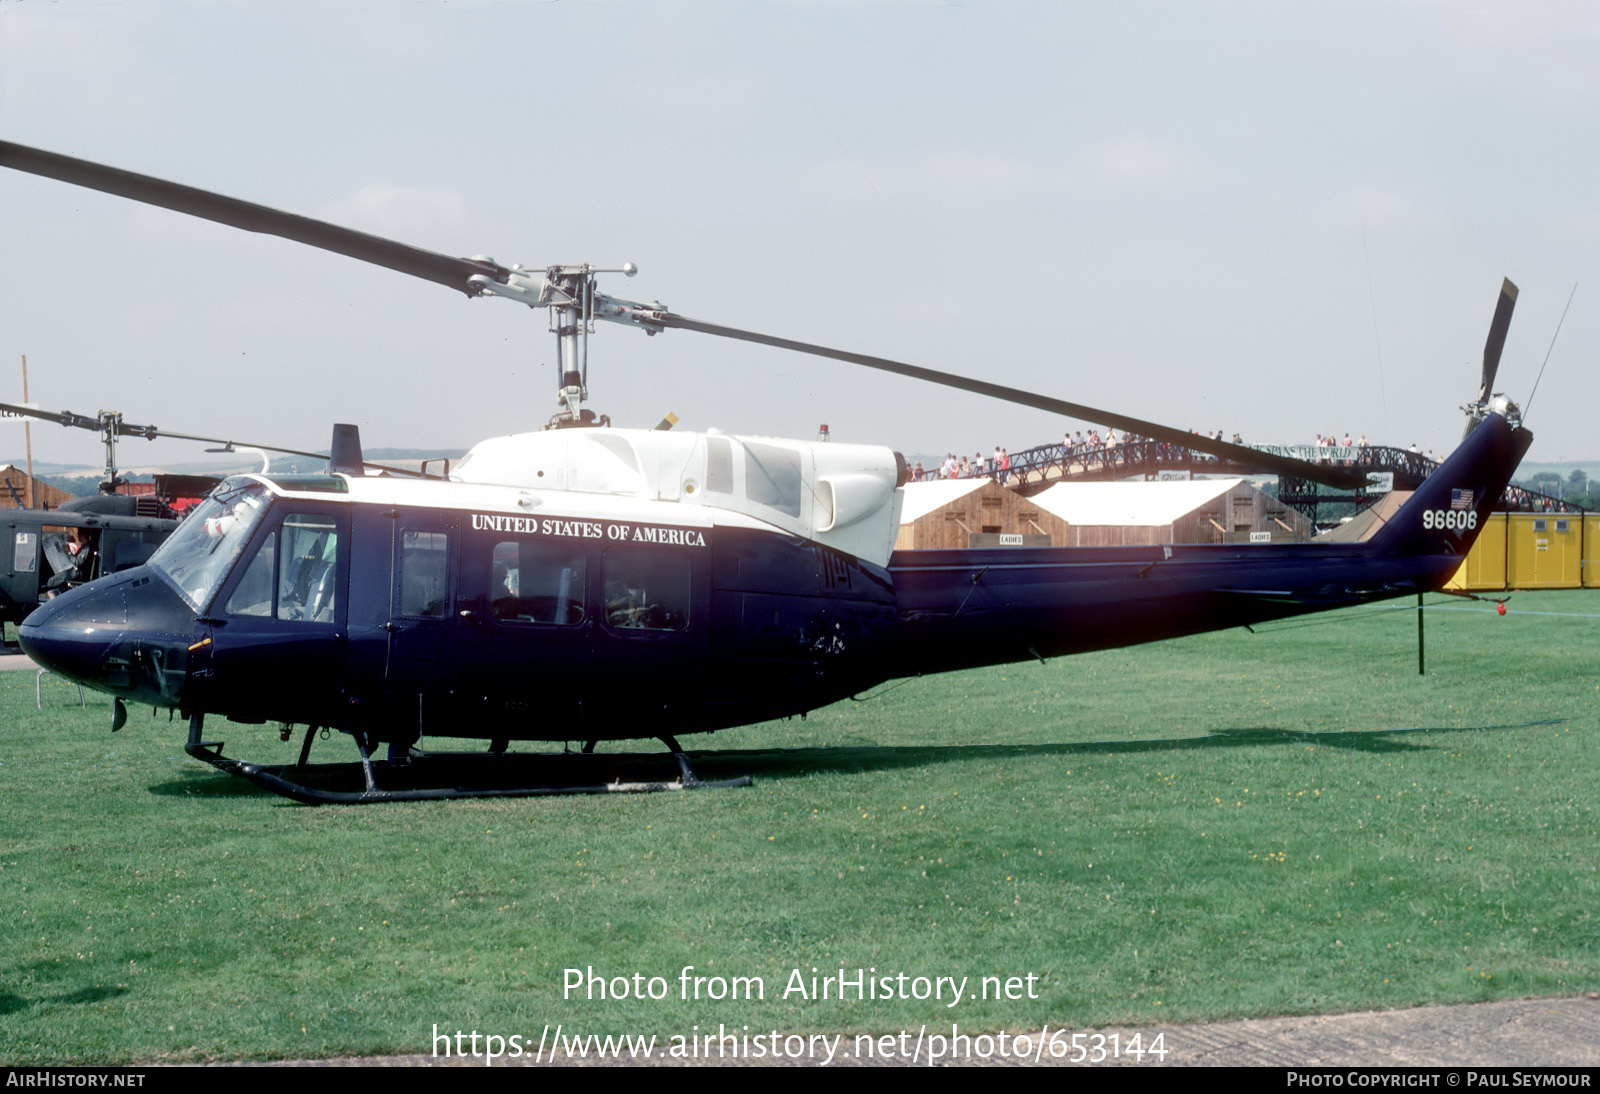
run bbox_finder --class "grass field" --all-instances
[2,592,1598,1063]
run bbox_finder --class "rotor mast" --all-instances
[465,260,670,427]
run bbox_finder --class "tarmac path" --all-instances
[247,996,1600,1067]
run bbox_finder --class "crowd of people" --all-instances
[906,426,1457,484]
[909,427,1255,483]
[911,447,1017,483]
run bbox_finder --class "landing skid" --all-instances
[183,716,752,805]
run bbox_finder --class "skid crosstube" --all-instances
[183,715,751,805]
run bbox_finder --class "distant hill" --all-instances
[1513,460,1600,483]
[11,448,468,498]
[1,447,467,473]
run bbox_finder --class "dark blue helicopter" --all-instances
[1,141,1531,803]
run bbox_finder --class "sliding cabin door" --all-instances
[380,512,460,735]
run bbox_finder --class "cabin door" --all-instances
[448,524,597,741]
[588,541,711,737]
[383,512,459,732]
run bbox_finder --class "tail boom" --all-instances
[885,414,1530,676]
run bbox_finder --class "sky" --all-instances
[1,0,1597,473]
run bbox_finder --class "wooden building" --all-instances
[0,464,71,509]
[895,478,1071,550]
[1031,477,1312,546]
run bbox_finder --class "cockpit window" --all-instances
[148,483,270,611]
[277,515,340,622]
[225,532,276,617]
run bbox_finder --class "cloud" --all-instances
[614,70,766,126]
[801,136,1193,206]
[1551,211,1600,241]
[0,6,165,126]
[802,152,1041,203]
[1410,0,1600,106]
[1307,188,1453,239]
[1050,134,1198,198]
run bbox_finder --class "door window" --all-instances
[603,548,690,631]
[13,531,36,573]
[399,530,449,618]
[491,541,585,625]
[222,513,341,623]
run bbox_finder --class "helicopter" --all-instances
[0,405,211,634]
[2,493,179,636]
[1,140,1532,803]
[0,399,429,634]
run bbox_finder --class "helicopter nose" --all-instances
[20,566,197,709]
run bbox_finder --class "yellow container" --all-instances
[1446,512,1507,591]
[1506,512,1582,589]
[1585,515,1600,588]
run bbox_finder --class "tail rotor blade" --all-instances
[1479,278,1518,402]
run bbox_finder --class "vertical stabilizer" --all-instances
[1371,413,1531,559]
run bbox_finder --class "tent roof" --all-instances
[898,478,989,524]
[1032,478,1246,526]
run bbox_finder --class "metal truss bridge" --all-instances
[993,439,1575,523]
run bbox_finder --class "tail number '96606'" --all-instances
[1423,509,1477,531]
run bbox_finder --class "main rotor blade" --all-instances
[0,400,91,430]
[656,316,1372,489]
[152,428,430,478]
[0,141,508,296]
[0,401,425,478]
[1479,278,1518,402]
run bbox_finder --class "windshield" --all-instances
[147,481,271,611]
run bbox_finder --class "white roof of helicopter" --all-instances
[233,423,908,567]
[446,426,906,566]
